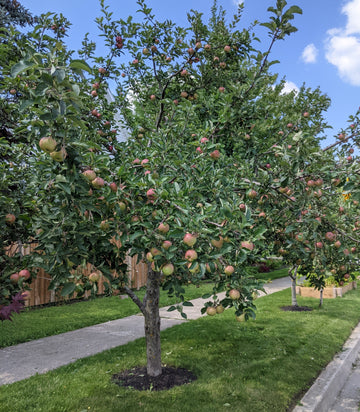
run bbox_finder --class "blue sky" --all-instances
[19,0,360,147]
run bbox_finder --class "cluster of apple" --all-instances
[8,269,32,301]
[115,36,124,50]
[194,136,221,160]
[39,136,67,162]
[50,24,65,34]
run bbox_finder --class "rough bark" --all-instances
[319,288,323,307]
[143,267,162,377]
[289,265,298,307]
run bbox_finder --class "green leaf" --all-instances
[182,301,194,307]
[287,5,303,15]
[60,282,76,296]
[181,312,187,319]
[202,293,212,299]
[129,231,144,242]
[34,82,49,97]
[11,60,34,77]
[55,175,67,183]
[167,305,176,312]
[19,99,34,112]
[53,69,66,83]
[70,59,93,74]
[57,183,71,195]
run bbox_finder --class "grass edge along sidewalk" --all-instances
[1,281,360,411]
[0,277,290,386]
[0,268,288,348]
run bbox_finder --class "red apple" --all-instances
[210,150,220,159]
[82,170,97,182]
[162,240,172,250]
[185,250,198,262]
[89,272,100,282]
[146,188,156,200]
[206,306,217,316]
[224,45,231,52]
[5,213,16,225]
[19,269,31,280]
[229,289,240,300]
[10,273,20,283]
[92,177,105,189]
[224,265,235,276]
[241,241,254,251]
[162,263,174,276]
[39,136,57,153]
[183,233,197,247]
[325,232,335,242]
[248,189,257,199]
[109,182,118,192]
[158,223,170,234]
[216,305,225,314]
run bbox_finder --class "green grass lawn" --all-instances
[1,286,360,412]
[256,267,289,281]
[0,282,216,348]
[0,268,286,348]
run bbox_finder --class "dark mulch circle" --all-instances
[280,305,313,312]
[111,366,197,391]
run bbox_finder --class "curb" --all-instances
[293,321,360,412]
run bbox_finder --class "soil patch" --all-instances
[281,305,313,312]
[112,366,197,391]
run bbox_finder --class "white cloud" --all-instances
[301,44,318,63]
[343,0,360,35]
[325,0,360,86]
[281,81,299,95]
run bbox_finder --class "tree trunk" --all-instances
[143,267,162,377]
[319,288,323,307]
[289,265,298,307]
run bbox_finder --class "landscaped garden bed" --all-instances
[296,281,357,299]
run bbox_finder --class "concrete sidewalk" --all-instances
[0,276,290,386]
[293,321,360,412]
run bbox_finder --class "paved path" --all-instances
[0,277,290,386]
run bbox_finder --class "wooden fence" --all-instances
[5,242,148,307]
